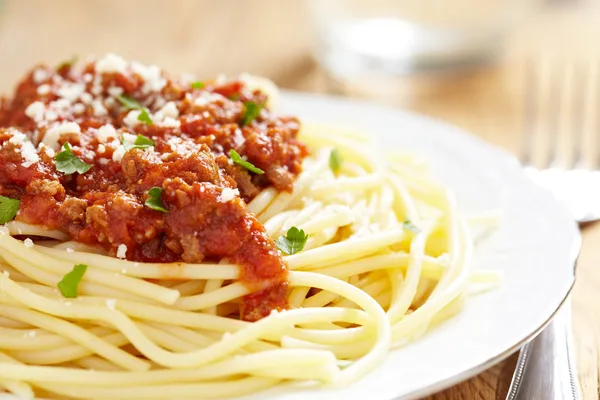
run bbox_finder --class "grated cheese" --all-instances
[96,124,117,142]
[23,238,34,248]
[8,131,40,167]
[33,68,50,83]
[123,110,142,127]
[25,101,45,122]
[220,188,239,202]
[50,99,71,111]
[73,103,86,115]
[107,86,124,97]
[131,61,166,94]
[37,84,51,95]
[159,117,180,128]
[116,244,127,259]
[80,93,93,104]
[42,111,57,123]
[56,82,85,102]
[112,145,126,162]
[92,99,108,116]
[157,101,179,119]
[43,122,81,149]
[95,53,128,74]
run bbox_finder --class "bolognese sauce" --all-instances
[0,54,308,321]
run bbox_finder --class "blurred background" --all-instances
[0,0,598,157]
[1,0,600,398]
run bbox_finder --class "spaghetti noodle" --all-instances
[0,55,498,399]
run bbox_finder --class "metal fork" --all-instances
[506,60,595,399]
[521,59,600,223]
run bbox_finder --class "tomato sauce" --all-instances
[0,54,308,321]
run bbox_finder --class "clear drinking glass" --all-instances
[310,0,540,81]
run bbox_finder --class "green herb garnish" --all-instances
[57,55,78,71]
[57,264,88,298]
[115,95,142,109]
[0,196,20,224]
[115,95,153,125]
[403,220,421,233]
[275,227,309,255]
[55,143,91,175]
[241,101,263,126]
[191,81,205,89]
[229,149,264,175]
[145,187,168,213]
[329,149,342,173]
[122,134,155,151]
[137,109,153,125]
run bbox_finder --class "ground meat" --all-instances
[216,155,260,201]
[0,55,303,320]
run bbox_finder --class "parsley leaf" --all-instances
[122,134,155,151]
[275,227,309,255]
[403,220,421,233]
[0,196,20,224]
[55,143,91,175]
[191,81,205,89]
[145,187,168,213]
[57,264,88,298]
[329,149,343,172]
[138,109,153,125]
[229,149,264,175]
[57,55,78,71]
[115,95,143,109]
[241,101,263,126]
[115,95,153,125]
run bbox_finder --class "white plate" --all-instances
[1,92,579,400]
[244,92,580,400]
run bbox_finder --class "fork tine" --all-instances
[571,62,589,169]
[547,63,565,169]
[521,60,537,167]
[583,59,600,169]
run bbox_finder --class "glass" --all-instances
[310,0,540,80]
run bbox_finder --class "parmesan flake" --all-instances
[116,244,127,259]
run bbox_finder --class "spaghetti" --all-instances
[0,55,498,399]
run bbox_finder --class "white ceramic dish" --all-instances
[0,92,580,400]
[246,92,579,400]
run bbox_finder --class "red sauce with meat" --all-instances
[0,54,308,321]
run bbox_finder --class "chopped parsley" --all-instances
[403,220,421,234]
[0,196,20,224]
[145,187,168,213]
[241,101,263,126]
[137,109,153,125]
[190,81,205,89]
[275,227,309,255]
[229,149,264,175]
[57,55,78,71]
[122,134,155,151]
[329,149,343,173]
[115,95,153,125]
[57,264,88,298]
[55,143,91,175]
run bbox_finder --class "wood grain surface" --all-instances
[1,1,599,398]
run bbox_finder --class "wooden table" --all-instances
[1,1,599,398]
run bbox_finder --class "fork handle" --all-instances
[506,298,581,400]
